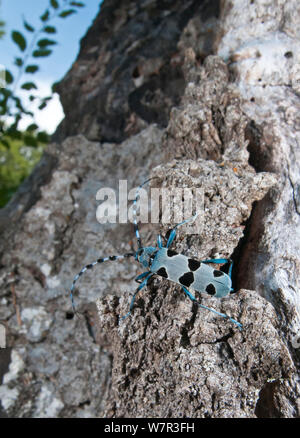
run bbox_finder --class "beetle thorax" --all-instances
[136,247,157,269]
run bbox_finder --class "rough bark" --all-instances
[216,0,300,415]
[0,0,299,418]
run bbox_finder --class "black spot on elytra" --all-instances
[157,267,168,278]
[188,259,201,271]
[109,256,117,261]
[179,271,194,287]
[205,283,216,295]
[167,249,177,257]
[86,264,93,269]
[213,270,224,277]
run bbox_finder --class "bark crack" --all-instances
[287,173,300,217]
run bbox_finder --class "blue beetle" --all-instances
[70,179,242,329]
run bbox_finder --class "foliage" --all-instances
[0,0,5,40]
[0,0,85,207]
[0,0,85,149]
[0,135,44,207]
[0,19,4,39]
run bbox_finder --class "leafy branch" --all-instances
[0,19,5,39]
[0,0,5,40]
[0,0,85,148]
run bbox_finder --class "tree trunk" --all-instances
[0,0,299,418]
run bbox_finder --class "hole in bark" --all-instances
[245,120,272,172]
[230,120,276,291]
[78,400,91,408]
[255,380,280,418]
[130,368,139,378]
[132,66,140,78]
[65,311,74,320]
[230,203,259,292]
[180,326,191,348]
[0,348,12,384]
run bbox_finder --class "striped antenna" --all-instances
[70,252,135,313]
[132,177,158,249]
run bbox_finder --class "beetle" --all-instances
[70,178,242,329]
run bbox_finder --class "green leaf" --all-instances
[70,2,85,6]
[12,96,25,112]
[37,95,52,110]
[11,30,27,52]
[50,0,59,9]
[5,70,14,84]
[25,65,39,73]
[51,81,59,93]
[0,105,7,116]
[14,57,23,67]
[37,131,49,143]
[23,110,34,117]
[6,129,22,140]
[26,123,39,132]
[0,20,5,40]
[9,115,21,131]
[0,138,10,149]
[37,38,57,47]
[38,101,47,110]
[59,9,76,18]
[0,88,12,99]
[40,10,50,22]
[43,25,56,34]
[23,20,35,32]
[0,94,6,107]
[21,82,38,90]
[24,134,38,147]
[33,49,52,57]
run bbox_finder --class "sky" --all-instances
[0,0,102,133]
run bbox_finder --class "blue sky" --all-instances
[0,0,102,133]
